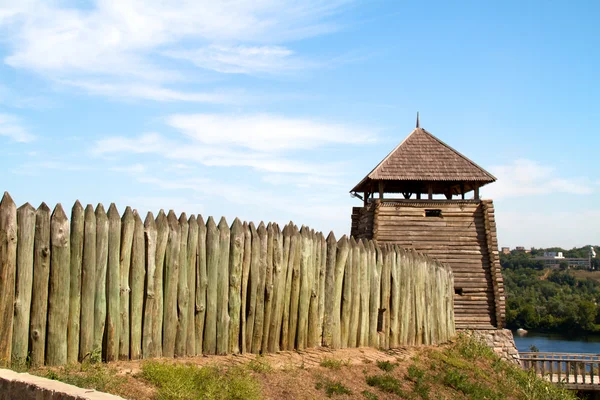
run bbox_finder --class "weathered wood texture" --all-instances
[0,193,455,366]
[352,199,504,330]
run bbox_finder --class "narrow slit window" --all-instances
[455,288,463,296]
[425,209,442,217]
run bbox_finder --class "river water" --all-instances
[513,331,600,354]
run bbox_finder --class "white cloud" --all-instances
[165,45,310,75]
[482,159,593,199]
[167,113,375,152]
[0,113,35,142]
[1,0,349,100]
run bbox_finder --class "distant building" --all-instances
[501,247,511,255]
[515,246,531,253]
[533,255,590,269]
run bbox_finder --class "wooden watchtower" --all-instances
[350,117,505,330]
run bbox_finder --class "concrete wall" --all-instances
[0,369,124,400]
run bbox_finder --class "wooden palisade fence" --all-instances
[0,192,455,366]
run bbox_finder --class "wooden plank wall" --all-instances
[0,192,455,367]
[371,200,504,330]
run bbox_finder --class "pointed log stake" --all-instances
[228,218,244,354]
[94,204,108,353]
[281,224,295,350]
[80,204,96,361]
[261,223,274,352]
[389,247,400,348]
[341,237,353,348]
[267,224,284,353]
[175,213,189,357]
[240,222,251,353]
[162,210,180,357]
[29,203,50,367]
[217,217,230,355]
[142,213,157,359]
[186,215,198,356]
[332,236,349,349]
[106,204,121,362]
[358,240,369,347]
[130,211,145,360]
[308,231,320,348]
[47,204,70,366]
[317,234,327,346]
[153,210,168,357]
[118,207,134,360]
[322,232,337,348]
[368,242,380,347]
[12,203,35,364]
[251,222,267,353]
[0,192,17,366]
[203,216,218,355]
[296,227,311,350]
[195,215,207,355]
[287,226,301,350]
[245,222,258,352]
[66,201,83,364]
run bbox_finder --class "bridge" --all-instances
[520,352,600,391]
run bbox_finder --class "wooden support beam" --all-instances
[363,192,368,207]
[428,184,433,200]
[474,187,480,200]
[378,182,384,200]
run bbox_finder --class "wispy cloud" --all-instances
[483,159,593,199]
[1,0,349,101]
[0,113,35,142]
[94,113,375,178]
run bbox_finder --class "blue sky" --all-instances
[1,0,598,248]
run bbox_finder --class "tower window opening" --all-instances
[425,209,442,217]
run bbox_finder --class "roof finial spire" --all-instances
[416,112,420,128]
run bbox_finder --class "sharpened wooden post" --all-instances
[0,193,17,366]
[261,223,274,352]
[46,204,70,366]
[240,222,251,353]
[142,213,157,359]
[228,218,244,354]
[29,203,50,366]
[130,211,145,359]
[66,202,83,364]
[94,204,108,354]
[332,236,350,349]
[195,216,207,355]
[268,224,284,352]
[287,226,301,350]
[106,204,121,362]
[80,205,96,361]
[281,224,295,351]
[317,234,327,346]
[245,223,258,352]
[12,203,35,364]
[217,217,230,355]
[204,216,218,355]
[153,210,168,357]
[251,222,267,353]
[322,232,337,348]
[162,211,180,358]
[368,242,380,347]
[119,207,134,360]
[175,213,189,357]
[390,246,400,348]
[186,215,198,356]
[358,240,369,347]
[308,231,320,348]
[341,238,354,348]
[297,227,311,350]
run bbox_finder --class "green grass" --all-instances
[141,361,261,400]
[246,356,272,373]
[315,378,352,397]
[366,374,412,398]
[320,357,350,370]
[375,360,395,372]
[361,389,379,400]
[43,362,125,394]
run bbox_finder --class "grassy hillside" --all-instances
[18,335,574,400]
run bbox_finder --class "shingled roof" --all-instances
[351,127,496,193]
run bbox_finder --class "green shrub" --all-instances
[315,378,351,397]
[376,360,396,372]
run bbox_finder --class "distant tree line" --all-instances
[502,246,600,334]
